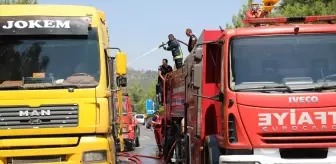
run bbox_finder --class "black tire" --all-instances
[203,135,220,164]
[203,144,211,164]
[127,140,135,151]
[135,137,140,147]
[135,127,140,147]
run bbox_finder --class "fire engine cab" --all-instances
[161,0,336,163]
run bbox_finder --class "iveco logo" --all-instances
[19,110,51,117]
[289,96,318,103]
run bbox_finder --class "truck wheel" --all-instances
[203,135,220,164]
[135,127,140,147]
[135,137,140,147]
[131,141,136,151]
[127,140,136,151]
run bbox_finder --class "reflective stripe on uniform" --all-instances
[174,46,184,60]
[174,54,183,60]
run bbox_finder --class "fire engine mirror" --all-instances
[194,47,203,61]
[193,63,202,89]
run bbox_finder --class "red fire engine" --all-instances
[161,0,336,164]
[114,93,140,151]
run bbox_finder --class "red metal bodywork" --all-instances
[115,95,137,140]
[164,22,336,163]
[222,24,336,150]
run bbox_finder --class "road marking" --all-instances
[144,136,150,139]
[140,136,150,141]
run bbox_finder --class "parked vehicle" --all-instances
[135,114,146,125]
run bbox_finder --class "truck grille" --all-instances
[7,155,66,164]
[261,132,336,144]
[0,105,78,129]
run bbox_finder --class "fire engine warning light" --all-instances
[243,15,336,25]
[262,0,280,12]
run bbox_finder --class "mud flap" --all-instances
[205,135,220,164]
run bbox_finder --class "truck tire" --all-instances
[135,127,140,147]
[127,140,135,151]
[135,137,140,147]
[204,135,220,164]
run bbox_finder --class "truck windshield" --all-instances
[0,29,99,89]
[230,34,336,91]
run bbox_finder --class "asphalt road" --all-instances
[117,124,163,164]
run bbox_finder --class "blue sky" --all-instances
[40,0,260,70]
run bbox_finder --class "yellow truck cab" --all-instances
[0,5,126,164]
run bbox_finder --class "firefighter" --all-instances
[162,34,184,69]
[185,28,197,53]
[157,58,173,105]
[152,111,163,155]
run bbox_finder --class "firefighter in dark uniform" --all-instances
[163,34,184,69]
[156,58,173,105]
[185,28,198,53]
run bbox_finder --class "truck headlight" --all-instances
[83,150,107,163]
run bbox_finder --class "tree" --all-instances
[225,0,253,29]
[128,83,146,113]
[0,0,37,4]
[280,0,336,16]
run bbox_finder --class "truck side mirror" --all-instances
[115,51,127,87]
[115,51,127,76]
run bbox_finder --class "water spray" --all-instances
[127,38,188,67]
[127,47,160,66]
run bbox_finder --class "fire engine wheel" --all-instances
[203,135,220,164]
[135,137,140,147]
[135,127,140,147]
[127,140,136,151]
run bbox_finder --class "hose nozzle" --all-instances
[158,42,167,48]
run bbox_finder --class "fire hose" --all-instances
[158,40,188,49]
[117,140,176,164]
[117,152,162,164]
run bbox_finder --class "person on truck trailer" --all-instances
[185,28,198,53]
[157,58,173,105]
[163,34,184,69]
[152,111,163,155]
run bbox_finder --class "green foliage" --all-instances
[0,0,37,4]
[280,0,336,16]
[226,0,336,28]
[126,67,158,113]
[127,80,158,114]
[127,68,157,91]
[225,0,253,29]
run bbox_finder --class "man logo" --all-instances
[19,110,51,117]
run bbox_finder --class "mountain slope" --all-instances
[126,68,158,92]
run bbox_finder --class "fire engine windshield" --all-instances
[231,34,336,91]
[114,97,127,115]
[0,28,99,89]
